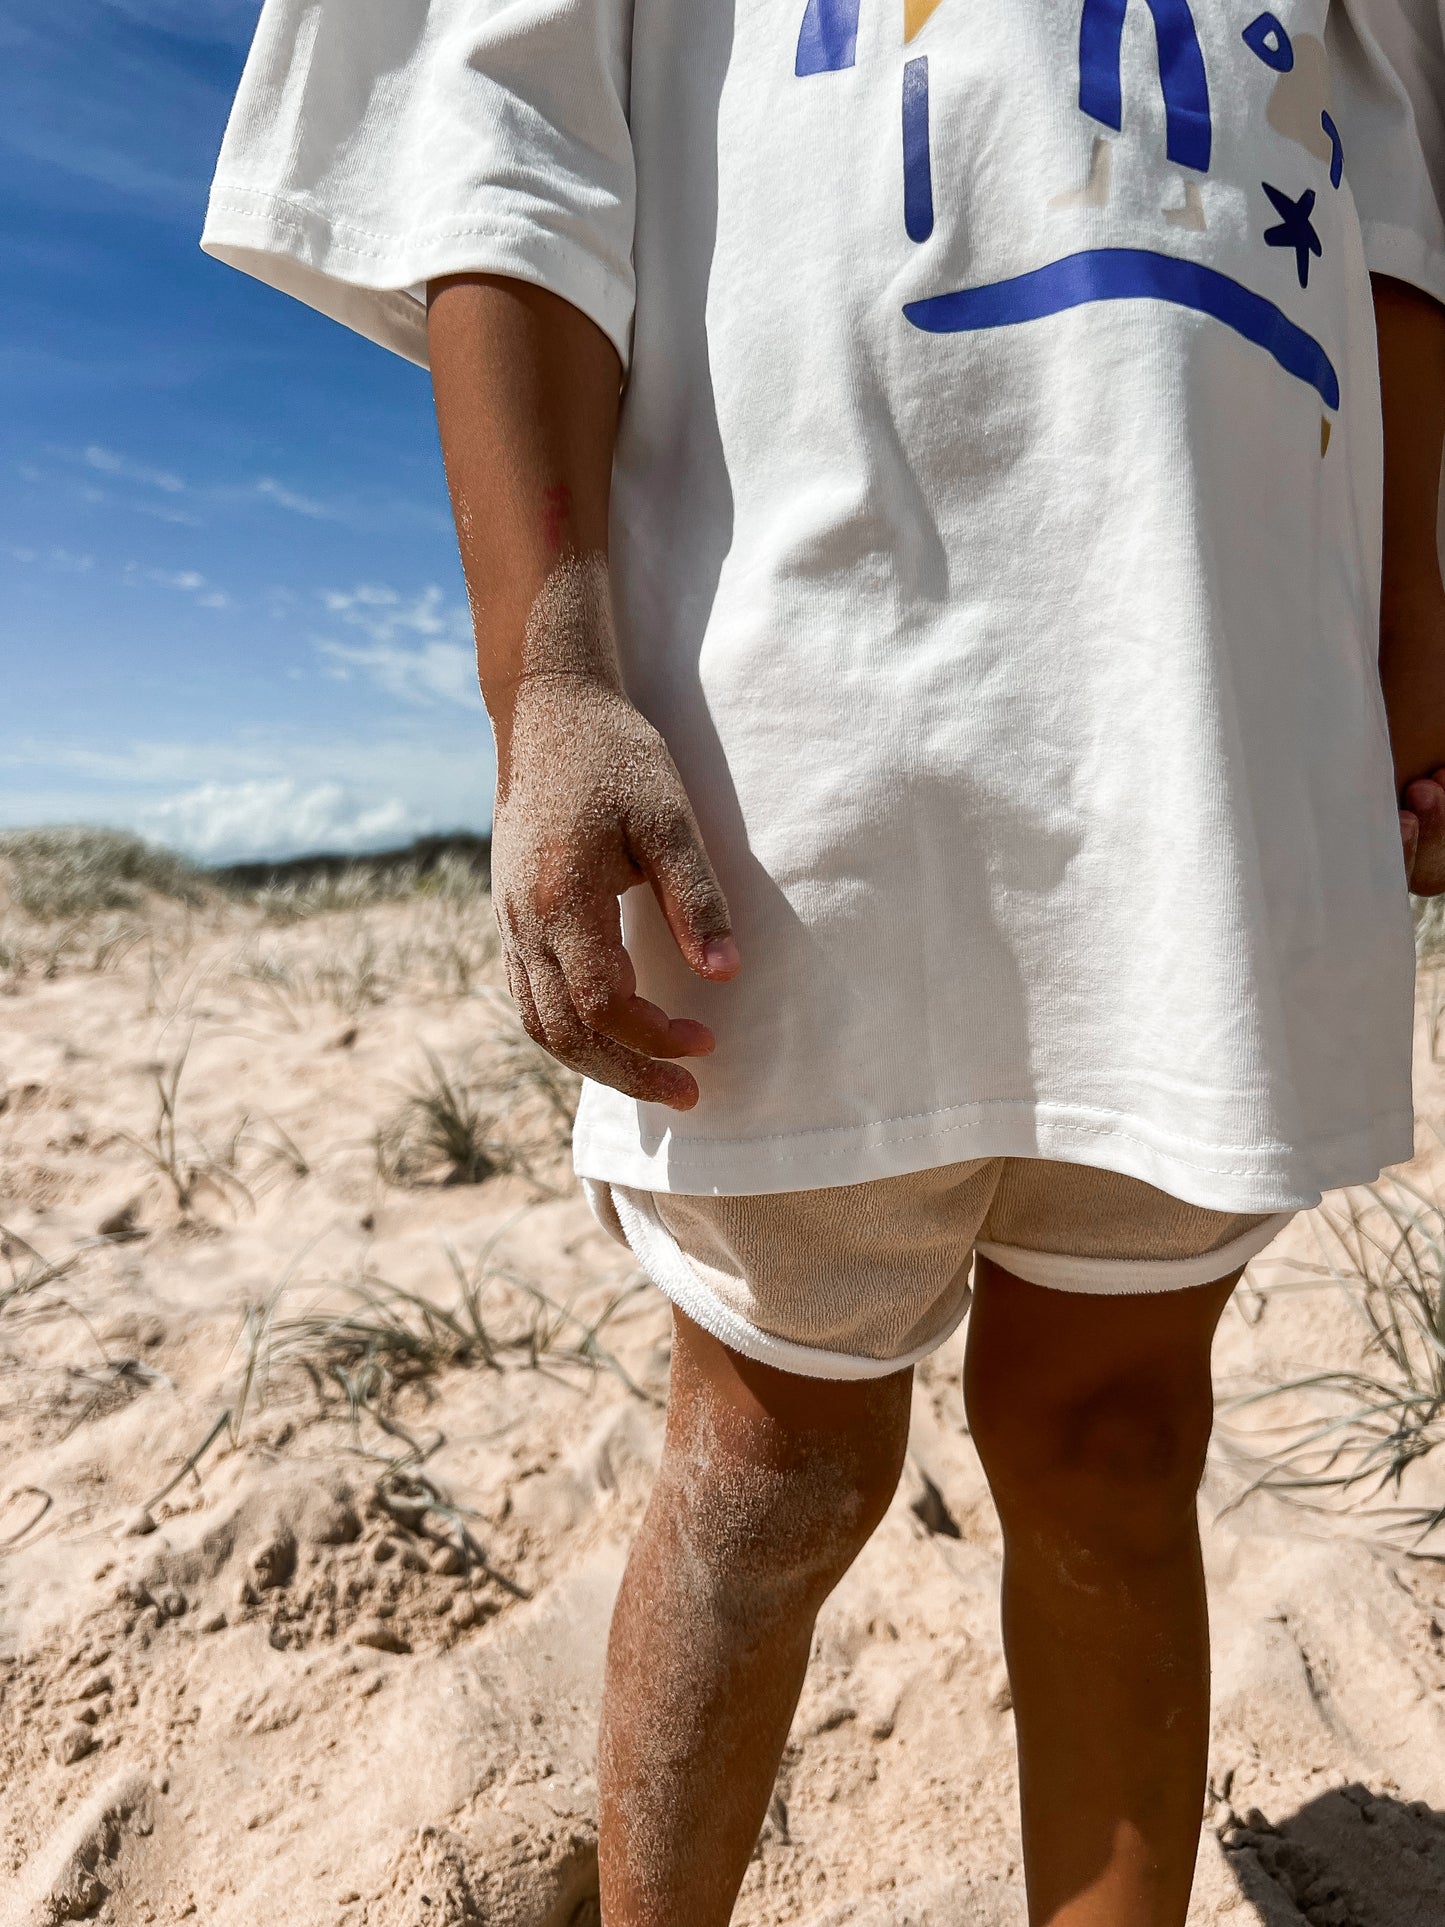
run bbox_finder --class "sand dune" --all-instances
[1,873,1443,1925]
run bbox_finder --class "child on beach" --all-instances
[205,2,1445,1920]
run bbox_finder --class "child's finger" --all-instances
[635,807,740,981]
[523,949,702,1109]
[551,920,716,1059]
[541,884,717,1058]
[1404,778,1445,894]
[1401,808,1421,885]
[1403,775,1445,818]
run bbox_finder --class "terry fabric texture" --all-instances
[205,0,1445,1212]
[590,1160,1289,1380]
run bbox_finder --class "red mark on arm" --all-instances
[541,483,573,554]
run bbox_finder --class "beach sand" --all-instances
[1,879,1443,1926]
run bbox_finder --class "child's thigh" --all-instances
[667,1306,914,1472]
[966,1255,1238,1396]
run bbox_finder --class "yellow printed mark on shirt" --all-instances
[905,0,945,42]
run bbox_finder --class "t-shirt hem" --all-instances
[1360,219,1445,308]
[200,184,635,371]
[571,1097,1418,1214]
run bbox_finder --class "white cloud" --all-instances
[317,640,477,707]
[119,563,231,608]
[0,731,489,791]
[314,583,478,707]
[321,583,469,643]
[140,780,420,863]
[4,543,95,572]
[127,499,206,528]
[0,729,495,863]
[255,476,334,519]
[57,445,206,525]
[84,443,186,494]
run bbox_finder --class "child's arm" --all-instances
[1376,274,1445,895]
[427,274,739,1108]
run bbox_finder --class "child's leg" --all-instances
[964,1257,1240,1927]
[598,1309,913,1927]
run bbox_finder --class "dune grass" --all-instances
[1222,1174,1445,1546]
[226,874,499,1021]
[245,848,488,923]
[116,1035,257,1215]
[0,827,204,919]
[0,1225,81,1327]
[1415,894,1445,966]
[0,829,511,1053]
[0,829,210,991]
[229,1216,656,1460]
[375,1047,511,1187]
[374,1025,578,1192]
[111,1035,312,1217]
[145,1223,649,1598]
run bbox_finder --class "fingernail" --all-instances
[702,937,740,976]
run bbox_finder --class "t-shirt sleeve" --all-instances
[200,0,637,370]
[1329,0,1445,304]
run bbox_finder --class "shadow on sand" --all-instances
[1220,1783,1445,1925]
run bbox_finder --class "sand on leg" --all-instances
[598,1308,912,1926]
[965,1257,1241,1927]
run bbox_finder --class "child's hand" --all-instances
[492,671,740,1110]
[1401,770,1445,896]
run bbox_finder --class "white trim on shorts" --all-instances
[975,1213,1293,1296]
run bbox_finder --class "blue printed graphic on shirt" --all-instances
[901,57,934,242]
[796,0,1348,421]
[1078,0,1212,173]
[796,0,863,76]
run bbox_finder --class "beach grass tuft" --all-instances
[375,1048,512,1187]
[0,827,205,919]
[229,1223,655,1453]
[1222,1173,1445,1545]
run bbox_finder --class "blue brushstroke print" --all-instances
[902,57,934,241]
[905,249,1339,409]
[1320,110,1344,188]
[796,0,862,75]
[1079,0,1212,172]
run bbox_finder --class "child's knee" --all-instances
[660,1370,910,1614]
[969,1360,1213,1567]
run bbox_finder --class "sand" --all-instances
[1,882,1443,1927]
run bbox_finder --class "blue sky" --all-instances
[0,0,494,863]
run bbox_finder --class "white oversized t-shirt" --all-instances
[204,0,1445,1211]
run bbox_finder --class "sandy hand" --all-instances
[492,671,738,1110]
[1401,768,1445,897]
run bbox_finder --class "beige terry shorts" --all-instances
[589,1158,1291,1380]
